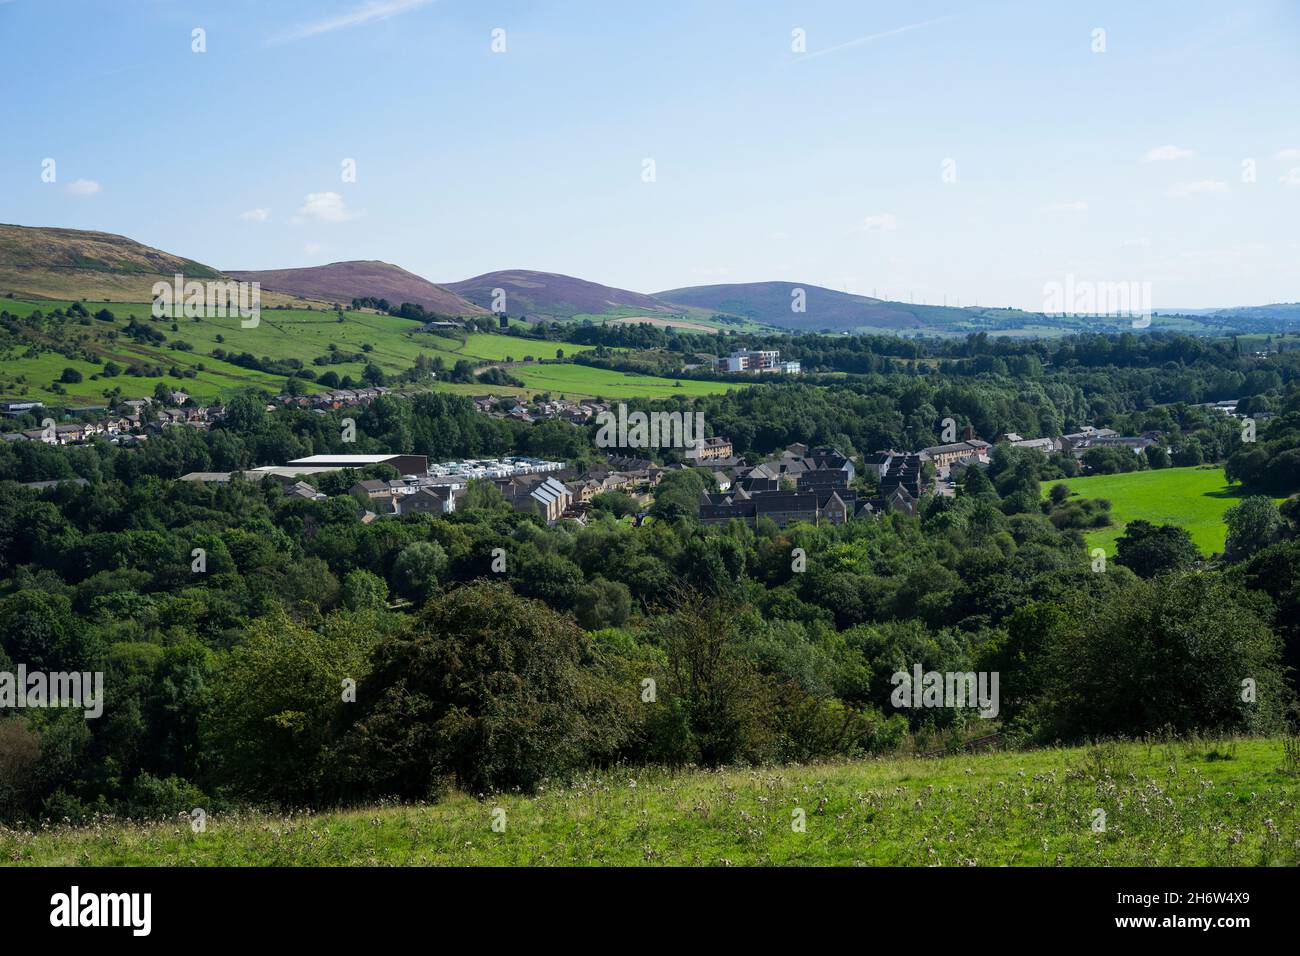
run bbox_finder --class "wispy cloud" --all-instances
[293,192,363,222]
[240,208,271,222]
[1275,148,1300,161]
[1167,180,1228,198]
[792,16,952,62]
[274,0,435,44]
[1045,200,1088,213]
[1143,144,1196,162]
[66,179,100,196]
[1280,168,1300,188]
[857,213,898,231]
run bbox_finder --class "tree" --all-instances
[590,490,638,518]
[219,390,267,433]
[511,548,585,610]
[650,469,708,521]
[0,591,99,672]
[642,592,775,765]
[391,541,448,604]
[461,478,509,513]
[575,577,633,629]
[960,465,998,499]
[1172,439,1204,467]
[1034,574,1291,739]
[202,610,376,804]
[1114,520,1200,577]
[1224,496,1281,560]
[335,582,629,796]
[342,569,388,610]
[60,368,82,384]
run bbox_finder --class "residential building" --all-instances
[683,435,734,462]
[699,484,856,527]
[920,439,992,471]
[395,487,456,516]
[496,475,572,523]
[713,350,799,374]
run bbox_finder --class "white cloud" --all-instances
[1143,144,1196,162]
[1280,167,1300,188]
[65,178,100,196]
[303,243,326,256]
[275,0,435,43]
[1274,148,1300,160]
[240,208,271,222]
[294,192,362,223]
[1045,200,1088,213]
[1121,237,1152,249]
[1167,180,1228,198]
[859,213,898,231]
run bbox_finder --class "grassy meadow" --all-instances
[1041,465,1281,557]
[3,737,1294,866]
[0,298,761,405]
[514,363,734,400]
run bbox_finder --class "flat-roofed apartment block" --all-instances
[285,453,429,476]
[714,350,799,373]
[716,349,779,372]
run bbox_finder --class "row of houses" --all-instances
[2,382,409,448]
[699,444,923,526]
[276,385,393,412]
[471,395,608,425]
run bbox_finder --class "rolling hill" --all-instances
[0,223,228,302]
[1172,303,1300,323]
[657,281,943,332]
[228,261,485,317]
[445,269,679,321]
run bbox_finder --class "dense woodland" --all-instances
[2,331,1300,822]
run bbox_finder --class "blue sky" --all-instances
[2,0,1297,309]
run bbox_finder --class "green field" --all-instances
[3,738,1293,866]
[571,306,774,334]
[1042,466,1280,557]
[513,363,735,400]
[0,298,605,404]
